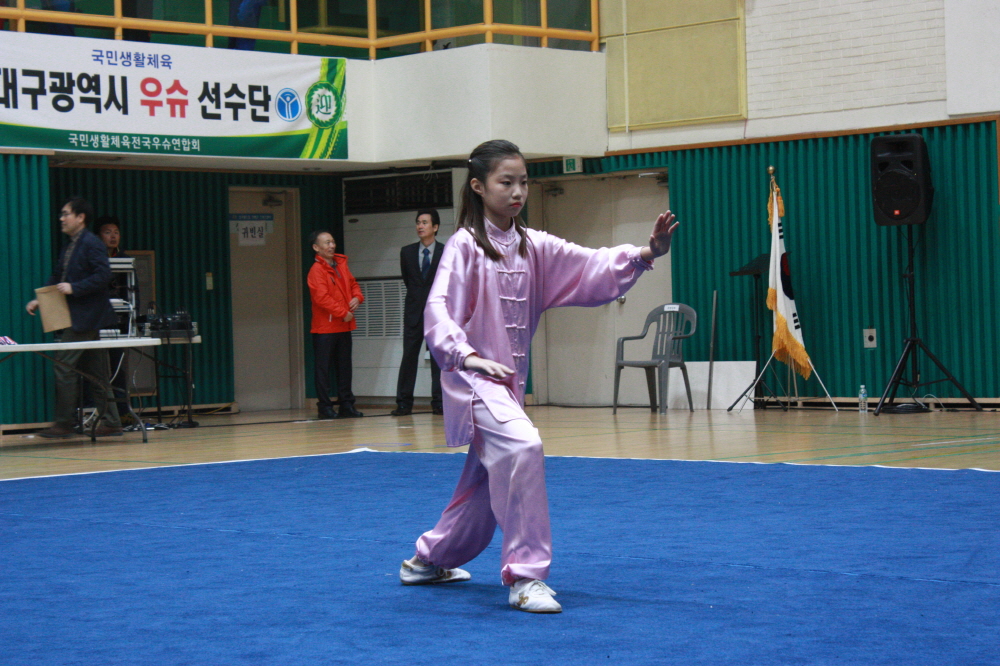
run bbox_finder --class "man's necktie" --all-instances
[421,247,431,279]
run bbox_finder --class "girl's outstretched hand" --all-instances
[463,354,514,379]
[641,210,680,261]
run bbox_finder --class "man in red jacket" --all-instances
[307,230,364,419]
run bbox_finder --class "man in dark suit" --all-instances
[391,209,444,416]
[26,197,123,438]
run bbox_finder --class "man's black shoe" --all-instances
[318,407,338,420]
[391,407,412,416]
[37,425,75,439]
[94,424,124,437]
[339,405,364,418]
[432,407,444,415]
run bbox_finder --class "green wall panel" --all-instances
[7,121,997,426]
[47,167,343,413]
[531,120,1000,399]
[0,154,53,425]
[622,122,999,400]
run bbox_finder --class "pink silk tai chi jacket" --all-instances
[424,220,654,448]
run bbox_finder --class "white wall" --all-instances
[346,171,461,400]
[944,0,1000,116]
[344,206,455,279]
[371,44,607,162]
[531,176,676,406]
[525,176,763,410]
[609,0,955,153]
[486,46,608,159]
[746,0,946,126]
[343,59,376,166]
[352,2,998,161]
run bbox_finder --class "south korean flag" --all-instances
[765,180,813,380]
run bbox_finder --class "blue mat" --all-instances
[1,451,997,665]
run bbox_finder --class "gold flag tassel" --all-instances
[771,311,813,380]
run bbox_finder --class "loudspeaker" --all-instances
[870,133,934,226]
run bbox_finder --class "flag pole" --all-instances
[807,359,839,411]
[728,350,790,412]
[731,165,838,411]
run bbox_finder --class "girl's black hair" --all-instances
[457,139,529,261]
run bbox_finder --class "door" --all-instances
[535,176,672,406]
[228,188,303,411]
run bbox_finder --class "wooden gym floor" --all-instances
[2,405,998,480]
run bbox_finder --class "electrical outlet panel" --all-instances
[863,328,877,349]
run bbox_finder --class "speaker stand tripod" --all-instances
[874,226,982,415]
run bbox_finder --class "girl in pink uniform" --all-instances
[399,140,679,613]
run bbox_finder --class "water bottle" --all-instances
[859,385,868,413]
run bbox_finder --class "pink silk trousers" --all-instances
[414,398,551,586]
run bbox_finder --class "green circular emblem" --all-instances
[305,81,342,129]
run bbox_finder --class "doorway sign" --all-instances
[230,213,274,246]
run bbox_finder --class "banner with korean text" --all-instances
[0,31,347,159]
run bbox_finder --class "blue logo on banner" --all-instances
[276,89,302,122]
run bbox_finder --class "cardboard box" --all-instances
[34,286,72,333]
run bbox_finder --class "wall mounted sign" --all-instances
[0,31,347,159]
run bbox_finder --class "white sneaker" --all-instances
[508,578,562,613]
[399,557,471,585]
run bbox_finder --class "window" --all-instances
[3,0,598,57]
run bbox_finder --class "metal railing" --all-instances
[0,0,600,58]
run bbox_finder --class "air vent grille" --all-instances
[344,171,453,215]
[354,279,405,338]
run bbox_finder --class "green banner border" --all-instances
[300,59,349,160]
[0,58,348,160]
